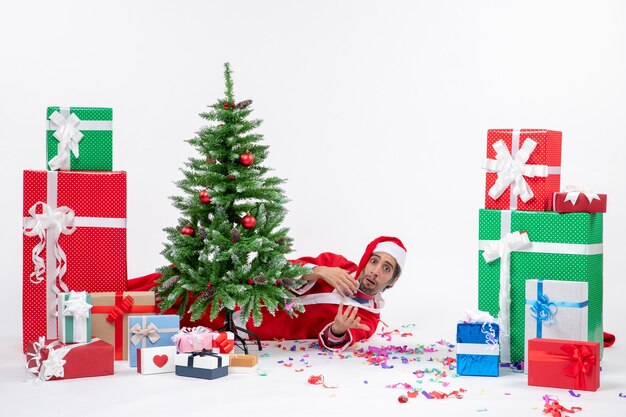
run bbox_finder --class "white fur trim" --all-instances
[374,241,406,270]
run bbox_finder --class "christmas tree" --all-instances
[156,63,307,335]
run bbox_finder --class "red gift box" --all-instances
[527,338,600,391]
[553,189,607,213]
[22,170,127,352]
[26,337,114,381]
[482,129,562,211]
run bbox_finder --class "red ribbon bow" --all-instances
[106,295,135,323]
[214,332,234,353]
[561,344,595,381]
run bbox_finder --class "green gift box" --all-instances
[477,209,603,364]
[57,291,93,344]
[46,107,113,171]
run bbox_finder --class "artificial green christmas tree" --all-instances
[156,63,307,350]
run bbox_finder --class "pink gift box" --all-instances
[172,327,214,353]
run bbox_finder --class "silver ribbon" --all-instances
[130,322,161,346]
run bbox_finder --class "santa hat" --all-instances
[355,236,407,278]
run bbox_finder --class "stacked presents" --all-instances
[456,129,605,392]
[21,106,257,381]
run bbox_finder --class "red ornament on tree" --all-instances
[247,279,254,285]
[181,225,195,237]
[242,214,256,229]
[206,282,213,289]
[199,189,211,204]
[223,102,235,110]
[226,174,236,181]
[239,151,254,166]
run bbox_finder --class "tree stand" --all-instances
[218,310,262,354]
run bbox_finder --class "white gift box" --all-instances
[524,279,588,373]
[136,346,176,375]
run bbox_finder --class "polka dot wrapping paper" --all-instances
[46,107,113,171]
[483,129,562,212]
[477,209,603,364]
[22,170,127,352]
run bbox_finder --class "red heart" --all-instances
[153,354,169,368]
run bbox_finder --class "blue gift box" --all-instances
[128,315,180,367]
[456,322,500,377]
[175,350,229,380]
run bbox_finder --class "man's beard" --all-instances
[358,276,379,295]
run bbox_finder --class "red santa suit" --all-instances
[234,251,385,351]
[127,236,407,352]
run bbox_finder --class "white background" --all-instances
[1,1,625,415]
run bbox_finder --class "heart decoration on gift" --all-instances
[153,355,169,368]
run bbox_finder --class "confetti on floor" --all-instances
[568,389,581,398]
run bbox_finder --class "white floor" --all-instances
[1,322,623,417]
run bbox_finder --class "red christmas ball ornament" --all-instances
[199,189,211,204]
[239,151,254,166]
[247,279,254,285]
[206,282,213,289]
[181,225,195,237]
[242,214,256,229]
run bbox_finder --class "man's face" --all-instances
[357,252,398,295]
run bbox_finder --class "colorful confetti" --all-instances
[542,397,582,416]
[619,393,626,398]
[398,395,409,403]
[568,389,581,398]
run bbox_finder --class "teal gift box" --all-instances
[477,209,603,364]
[57,291,92,343]
[46,106,113,171]
[128,315,180,367]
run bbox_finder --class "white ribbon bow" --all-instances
[63,291,92,319]
[130,322,161,346]
[23,202,76,290]
[172,326,211,348]
[563,185,600,205]
[48,109,84,171]
[482,138,549,203]
[482,230,531,363]
[482,231,532,263]
[463,309,498,324]
[26,337,67,382]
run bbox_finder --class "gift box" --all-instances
[46,107,113,171]
[527,338,600,391]
[229,354,259,374]
[26,337,114,381]
[137,346,177,375]
[524,279,588,373]
[456,322,500,377]
[482,129,562,211]
[478,209,603,363]
[57,291,92,343]
[91,291,156,360]
[22,170,127,352]
[213,331,235,354]
[175,350,230,380]
[128,315,180,367]
[172,326,214,353]
[553,187,607,213]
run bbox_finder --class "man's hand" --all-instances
[330,302,371,336]
[312,266,358,297]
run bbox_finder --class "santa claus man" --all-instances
[129,236,406,352]
[239,236,407,351]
